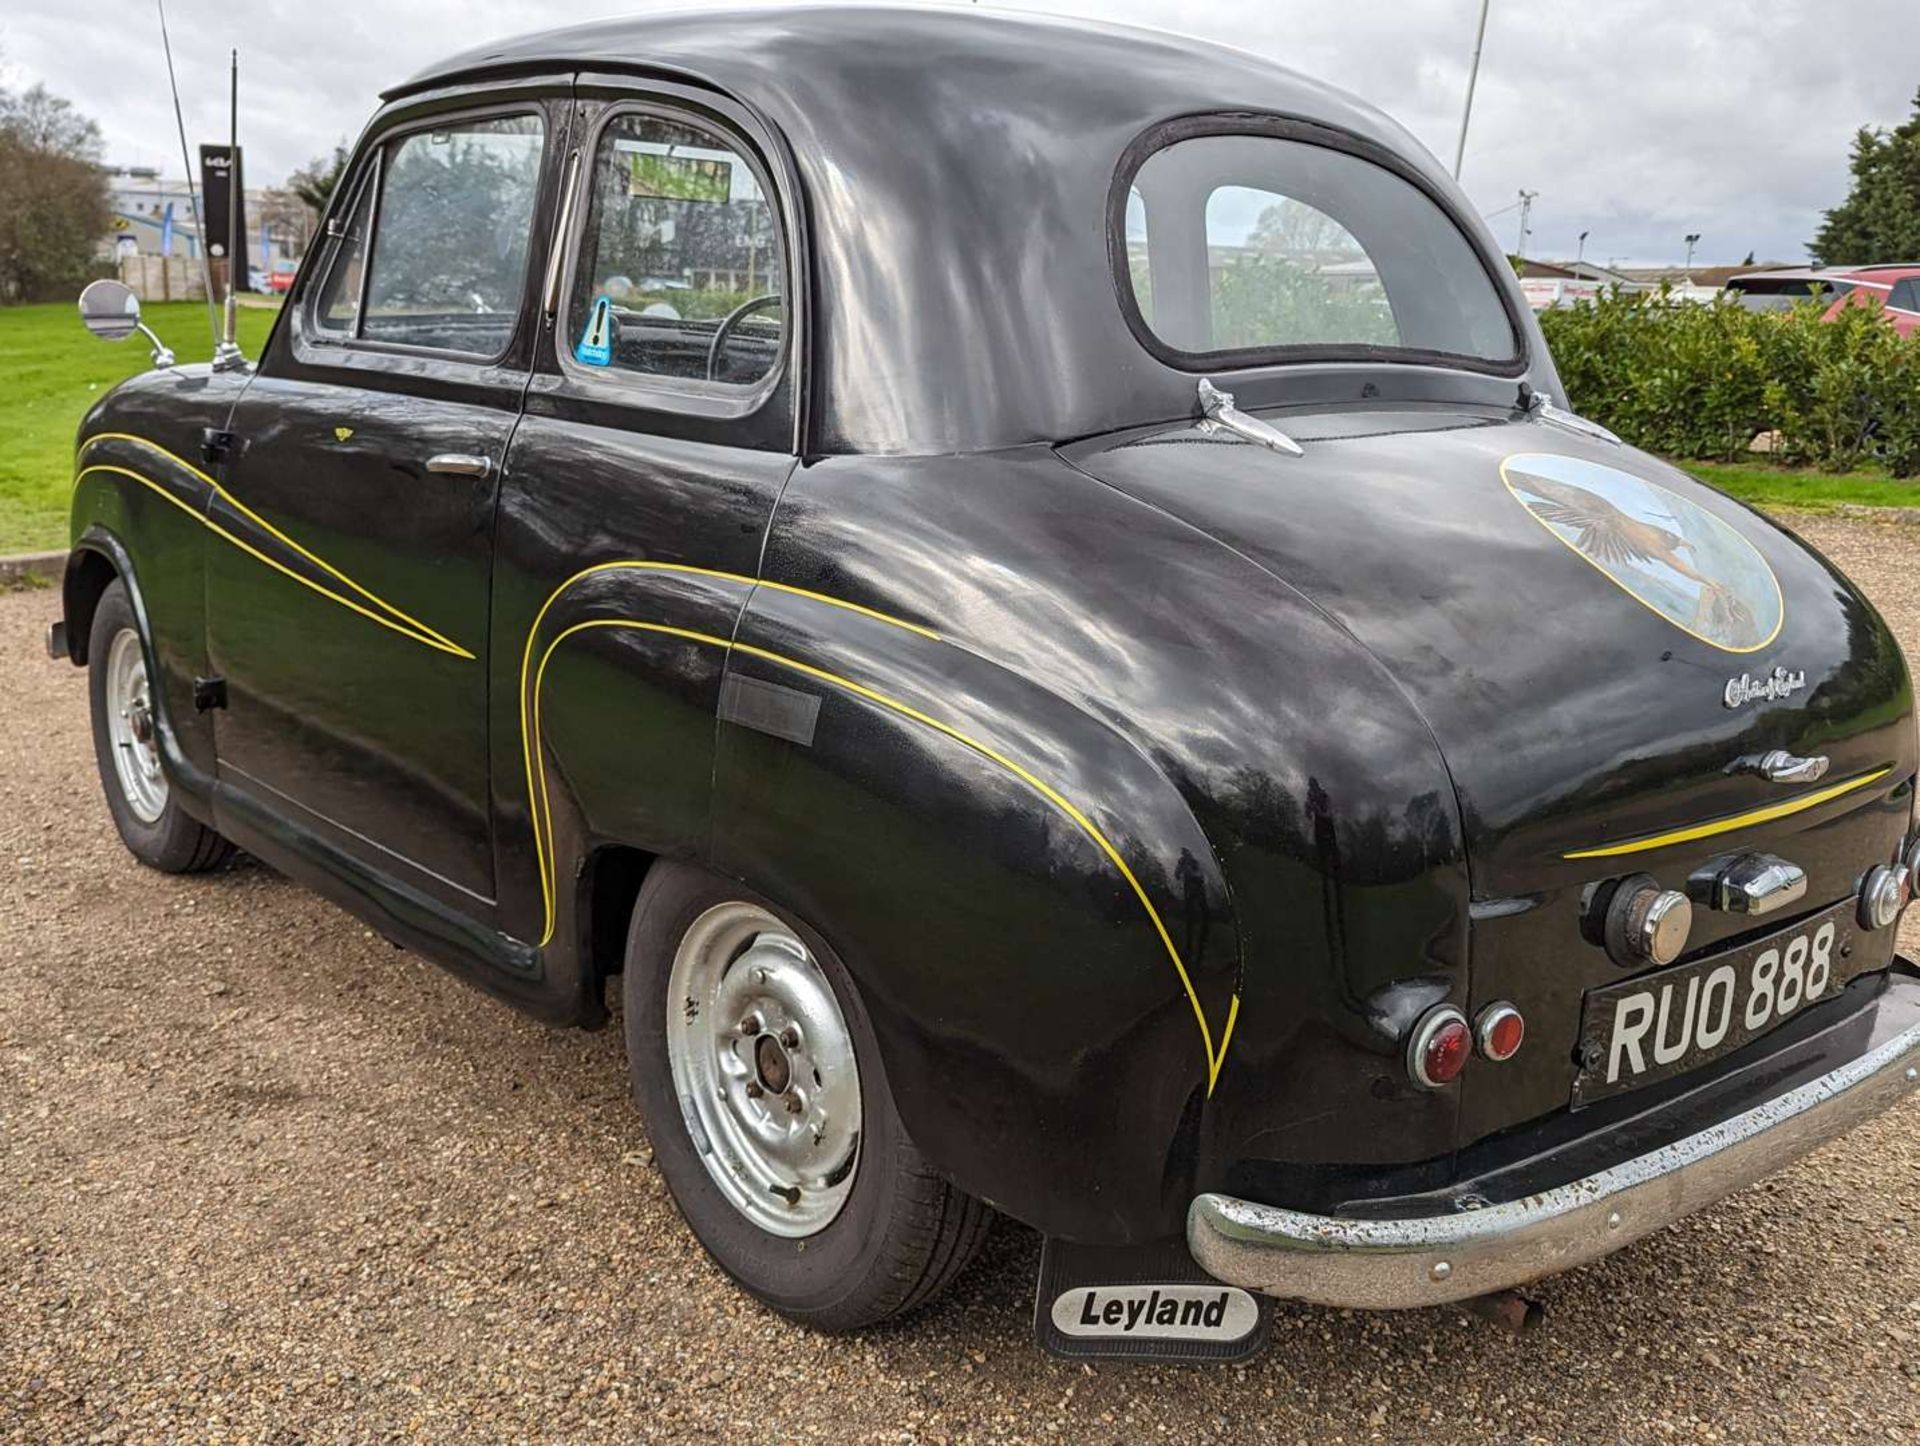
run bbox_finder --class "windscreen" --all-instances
[1124,133,1518,367]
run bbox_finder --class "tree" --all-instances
[1809,89,1920,265]
[0,81,103,161]
[257,187,316,254]
[288,143,351,218]
[0,79,109,303]
[1249,197,1361,262]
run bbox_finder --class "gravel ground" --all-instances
[5,515,1920,1444]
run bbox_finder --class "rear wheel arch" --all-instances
[620,857,992,1329]
[576,843,660,1017]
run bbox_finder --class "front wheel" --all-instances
[87,579,233,874]
[623,862,990,1330]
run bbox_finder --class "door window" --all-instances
[565,112,786,389]
[310,114,546,357]
[1888,278,1919,314]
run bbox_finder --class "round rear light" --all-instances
[1904,835,1920,884]
[1861,863,1910,931]
[1475,1002,1526,1062]
[1407,1005,1471,1089]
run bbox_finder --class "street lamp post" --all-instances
[1515,189,1538,260]
[1452,0,1492,181]
[1576,230,1589,267]
[1684,233,1701,273]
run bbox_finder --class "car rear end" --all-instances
[1190,705,1920,1308]
[1047,73,1920,1315]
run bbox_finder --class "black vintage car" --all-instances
[52,7,1920,1361]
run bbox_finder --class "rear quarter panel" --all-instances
[710,448,1471,1241]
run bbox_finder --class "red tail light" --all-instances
[1475,1002,1525,1062]
[1407,1005,1471,1089]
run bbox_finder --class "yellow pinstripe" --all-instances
[78,432,473,657]
[73,464,473,659]
[517,560,937,949]
[81,434,1238,1089]
[1563,767,1891,859]
[525,615,1239,1093]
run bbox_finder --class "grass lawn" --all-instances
[0,299,279,554]
[1678,458,1920,512]
[1,301,1914,555]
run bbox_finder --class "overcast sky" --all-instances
[2,0,1913,266]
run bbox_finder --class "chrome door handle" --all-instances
[425,453,493,479]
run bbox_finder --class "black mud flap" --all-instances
[1034,1236,1271,1364]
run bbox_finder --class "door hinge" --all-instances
[193,676,228,712]
[201,428,242,465]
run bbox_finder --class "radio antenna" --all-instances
[216,48,243,367]
[155,0,220,354]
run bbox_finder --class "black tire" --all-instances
[87,579,233,874]
[623,861,991,1331]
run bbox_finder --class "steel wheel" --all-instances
[104,626,167,824]
[665,900,862,1237]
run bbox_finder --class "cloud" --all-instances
[2,0,1911,264]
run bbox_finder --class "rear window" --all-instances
[1121,131,1518,368]
[1726,277,1855,313]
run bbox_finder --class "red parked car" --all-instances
[1726,264,1920,336]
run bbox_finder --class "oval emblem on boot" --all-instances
[1502,452,1784,653]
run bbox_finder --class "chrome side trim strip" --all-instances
[1189,1016,1920,1309]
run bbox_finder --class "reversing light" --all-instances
[1604,876,1692,968]
[1474,1002,1526,1062]
[1903,834,1920,884]
[1860,863,1910,931]
[1407,1005,1471,1089]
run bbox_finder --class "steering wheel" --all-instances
[705,294,784,381]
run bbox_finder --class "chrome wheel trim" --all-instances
[665,901,862,1237]
[104,627,167,824]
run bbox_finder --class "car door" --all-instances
[208,94,569,910]
[489,80,800,953]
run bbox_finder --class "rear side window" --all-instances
[1729,277,1854,312]
[565,111,786,389]
[1122,131,1518,368]
[310,114,546,357]
[1890,278,1920,314]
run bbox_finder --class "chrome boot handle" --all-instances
[1754,750,1830,784]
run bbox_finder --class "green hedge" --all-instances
[1538,289,1920,477]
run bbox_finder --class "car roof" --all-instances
[390,6,1549,455]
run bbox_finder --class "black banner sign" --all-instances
[198,144,250,292]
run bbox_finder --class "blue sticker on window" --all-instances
[576,295,614,367]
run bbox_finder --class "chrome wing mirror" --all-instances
[77,279,175,369]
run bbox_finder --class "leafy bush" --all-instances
[1539,289,1920,477]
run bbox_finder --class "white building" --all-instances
[102,165,297,287]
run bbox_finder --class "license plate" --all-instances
[1572,899,1869,1106]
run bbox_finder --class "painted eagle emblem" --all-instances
[1502,457,1781,652]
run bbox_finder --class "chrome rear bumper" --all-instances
[1189,1017,1920,1309]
